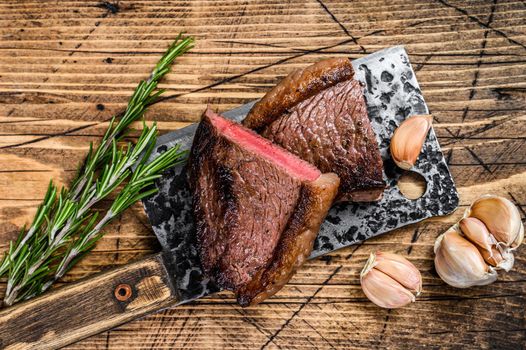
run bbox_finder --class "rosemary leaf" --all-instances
[0,34,193,306]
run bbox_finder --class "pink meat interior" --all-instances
[206,109,320,181]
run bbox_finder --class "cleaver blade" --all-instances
[142,45,459,304]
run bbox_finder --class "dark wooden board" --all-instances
[0,0,525,349]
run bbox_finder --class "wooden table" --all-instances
[1,0,525,349]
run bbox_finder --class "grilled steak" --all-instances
[188,108,339,305]
[243,58,385,202]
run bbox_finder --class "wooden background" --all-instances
[1,0,525,348]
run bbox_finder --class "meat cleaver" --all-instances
[0,46,458,350]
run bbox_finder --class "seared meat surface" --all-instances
[236,173,340,306]
[244,58,385,202]
[188,108,339,305]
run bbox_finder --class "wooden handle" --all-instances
[0,253,178,350]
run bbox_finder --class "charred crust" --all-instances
[216,165,236,204]
[188,112,215,190]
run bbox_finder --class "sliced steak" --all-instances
[243,58,385,202]
[188,108,339,305]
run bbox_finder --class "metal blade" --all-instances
[142,46,459,303]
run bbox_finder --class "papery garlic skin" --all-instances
[468,196,523,248]
[485,245,514,272]
[458,217,514,271]
[390,115,433,170]
[360,252,422,309]
[434,228,497,288]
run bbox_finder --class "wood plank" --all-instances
[0,0,525,349]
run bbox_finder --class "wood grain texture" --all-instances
[0,253,178,350]
[0,0,525,349]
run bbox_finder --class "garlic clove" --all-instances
[479,246,503,267]
[360,266,416,309]
[390,115,433,170]
[484,244,514,272]
[511,222,524,250]
[468,196,523,248]
[458,217,515,271]
[459,217,496,253]
[458,217,499,265]
[360,252,422,309]
[434,228,497,288]
[373,251,422,294]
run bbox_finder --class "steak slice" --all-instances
[243,58,385,202]
[188,108,339,305]
[236,174,339,306]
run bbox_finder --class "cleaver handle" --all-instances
[0,253,178,350]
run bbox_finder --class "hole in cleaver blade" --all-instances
[141,46,459,301]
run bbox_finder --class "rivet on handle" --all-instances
[114,284,132,301]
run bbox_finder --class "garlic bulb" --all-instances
[390,115,433,170]
[434,195,523,288]
[360,251,422,309]
[468,195,524,249]
[434,228,497,288]
[459,217,514,271]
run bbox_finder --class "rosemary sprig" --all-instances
[0,34,193,306]
[54,138,185,282]
[69,32,193,200]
